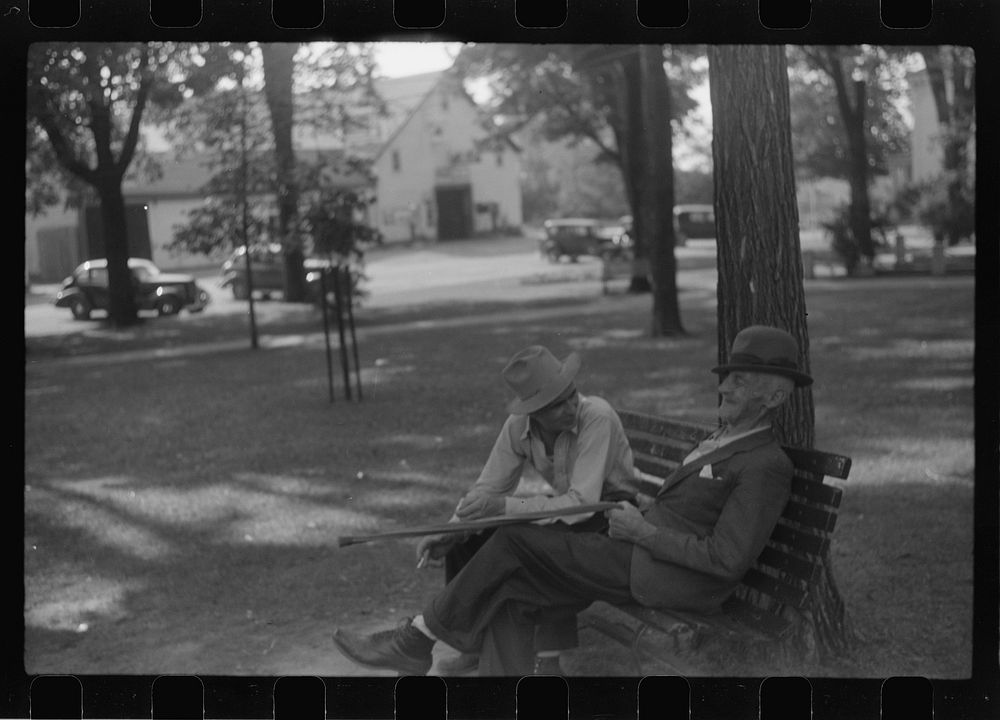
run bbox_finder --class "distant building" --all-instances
[908,68,943,183]
[25,69,523,282]
[362,72,523,243]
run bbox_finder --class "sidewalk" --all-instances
[29,291,654,368]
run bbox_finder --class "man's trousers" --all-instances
[424,523,635,675]
[444,513,611,653]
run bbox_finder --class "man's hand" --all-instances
[454,492,505,521]
[607,501,657,544]
[415,533,458,570]
[634,492,655,513]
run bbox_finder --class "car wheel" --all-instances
[232,280,249,300]
[69,297,91,320]
[157,297,180,316]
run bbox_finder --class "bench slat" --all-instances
[783,500,839,533]
[619,411,712,444]
[790,475,844,509]
[757,546,821,585]
[769,522,830,557]
[742,568,809,609]
[626,432,696,463]
[782,446,852,480]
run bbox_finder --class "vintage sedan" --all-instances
[54,258,211,320]
[540,218,620,263]
[220,243,334,301]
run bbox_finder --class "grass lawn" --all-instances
[23,274,974,679]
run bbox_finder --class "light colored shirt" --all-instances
[462,394,635,523]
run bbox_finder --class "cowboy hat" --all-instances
[711,325,813,387]
[502,346,581,414]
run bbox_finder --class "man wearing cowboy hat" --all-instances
[415,344,636,674]
[332,326,811,676]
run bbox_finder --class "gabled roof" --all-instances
[369,69,521,161]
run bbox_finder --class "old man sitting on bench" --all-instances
[332,325,812,676]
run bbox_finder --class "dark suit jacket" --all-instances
[628,428,792,613]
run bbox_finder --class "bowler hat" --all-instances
[503,346,581,414]
[711,325,813,387]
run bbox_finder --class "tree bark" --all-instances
[639,45,683,336]
[617,49,652,293]
[709,45,852,660]
[824,49,875,264]
[81,45,150,327]
[261,43,307,302]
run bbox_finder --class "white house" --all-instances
[364,71,523,243]
[25,68,524,282]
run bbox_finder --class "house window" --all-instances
[392,150,401,172]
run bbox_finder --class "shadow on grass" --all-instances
[24,275,975,676]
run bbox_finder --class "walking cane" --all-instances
[336,502,621,547]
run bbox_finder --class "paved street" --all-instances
[24,234,720,339]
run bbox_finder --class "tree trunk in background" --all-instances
[639,45,683,336]
[709,44,852,661]
[920,47,975,245]
[618,49,652,293]
[825,49,875,265]
[261,43,307,302]
[96,176,139,326]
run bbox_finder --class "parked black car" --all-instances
[54,258,211,320]
[540,218,623,262]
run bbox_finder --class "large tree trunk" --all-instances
[97,177,139,327]
[638,45,683,336]
[83,47,144,327]
[261,43,307,302]
[709,44,851,660]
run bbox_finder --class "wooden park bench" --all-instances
[580,409,852,674]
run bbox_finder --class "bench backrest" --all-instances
[617,409,852,638]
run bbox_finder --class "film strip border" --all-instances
[20,0,941,32]
[7,1,998,720]
[26,674,944,718]
[6,0,994,40]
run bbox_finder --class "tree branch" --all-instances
[117,46,152,177]
[33,104,98,185]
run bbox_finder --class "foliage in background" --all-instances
[914,46,975,246]
[788,46,912,265]
[454,43,704,333]
[26,42,192,326]
[165,43,380,277]
[892,170,975,245]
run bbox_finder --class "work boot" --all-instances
[533,654,564,675]
[436,652,480,675]
[332,617,434,675]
